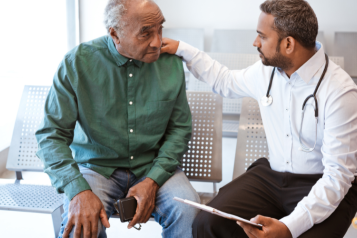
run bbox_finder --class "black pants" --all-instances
[193,158,357,238]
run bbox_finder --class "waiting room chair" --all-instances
[188,53,261,137]
[0,85,63,237]
[211,29,326,54]
[334,32,357,77]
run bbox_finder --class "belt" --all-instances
[353,176,357,184]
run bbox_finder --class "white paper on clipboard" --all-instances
[173,197,263,228]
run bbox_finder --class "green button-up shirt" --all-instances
[35,36,191,200]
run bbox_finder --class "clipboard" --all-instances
[174,197,262,228]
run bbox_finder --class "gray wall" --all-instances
[79,0,357,54]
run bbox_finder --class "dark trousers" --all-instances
[193,158,357,238]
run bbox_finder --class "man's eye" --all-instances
[142,33,149,37]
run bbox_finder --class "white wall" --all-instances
[0,1,68,152]
[79,0,357,54]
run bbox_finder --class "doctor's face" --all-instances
[253,12,292,70]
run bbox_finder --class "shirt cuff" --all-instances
[280,205,314,238]
[176,41,200,63]
[63,176,92,201]
[146,163,173,187]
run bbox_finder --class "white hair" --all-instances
[104,0,154,37]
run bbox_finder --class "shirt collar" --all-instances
[295,41,326,84]
[107,36,143,68]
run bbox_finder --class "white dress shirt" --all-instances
[176,41,357,238]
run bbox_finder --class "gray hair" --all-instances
[104,0,129,36]
[260,0,318,49]
[104,0,154,36]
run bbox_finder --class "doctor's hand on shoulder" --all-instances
[161,38,180,55]
[237,215,292,238]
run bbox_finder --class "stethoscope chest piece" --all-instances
[261,95,273,107]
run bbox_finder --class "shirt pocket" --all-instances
[145,99,176,134]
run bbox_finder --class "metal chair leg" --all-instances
[51,206,63,238]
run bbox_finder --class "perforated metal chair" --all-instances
[188,53,260,137]
[334,32,357,77]
[232,57,345,179]
[114,91,222,221]
[1,85,63,237]
[211,29,326,54]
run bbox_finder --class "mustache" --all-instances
[257,48,263,55]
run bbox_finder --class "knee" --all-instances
[193,210,221,231]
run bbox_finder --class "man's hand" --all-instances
[63,190,110,238]
[161,38,180,55]
[237,215,292,238]
[126,178,160,229]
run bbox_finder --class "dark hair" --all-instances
[260,0,318,49]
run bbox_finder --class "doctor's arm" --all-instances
[161,38,258,99]
[279,86,357,238]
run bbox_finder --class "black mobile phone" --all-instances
[114,197,137,223]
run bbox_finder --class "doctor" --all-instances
[161,0,357,237]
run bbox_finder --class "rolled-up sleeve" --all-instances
[36,56,91,201]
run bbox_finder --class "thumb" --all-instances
[160,45,169,54]
[250,215,270,226]
[100,207,110,228]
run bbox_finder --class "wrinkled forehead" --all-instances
[125,0,165,28]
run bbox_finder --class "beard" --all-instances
[258,48,293,71]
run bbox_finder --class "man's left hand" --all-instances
[237,215,293,238]
[126,178,159,229]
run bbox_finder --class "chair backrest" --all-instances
[334,32,357,77]
[188,53,260,115]
[211,29,258,54]
[7,85,51,172]
[232,57,346,179]
[232,98,268,179]
[163,28,205,51]
[316,31,326,52]
[183,92,223,182]
[329,56,345,70]
[7,86,222,182]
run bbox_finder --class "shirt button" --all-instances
[286,161,289,164]
[129,74,133,77]
[286,108,288,111]
[129,101,133,105]
[129,59,132,62]
[286,134,289,137]
[130,129,133,133]
[131,156,134,160]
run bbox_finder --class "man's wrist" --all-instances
[145,177,159,190]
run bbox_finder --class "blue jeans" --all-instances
[58,166,200,238]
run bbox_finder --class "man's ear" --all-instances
[285,36,296,55]
[109,28,120,45]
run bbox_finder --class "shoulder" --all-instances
[155,53,184,70]
[63,36,109,64]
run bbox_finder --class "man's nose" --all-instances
[253,35,260,48]
[150,33,162,49]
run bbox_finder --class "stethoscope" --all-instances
[260,54,329,153]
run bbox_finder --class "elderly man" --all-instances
[162,0,357,238]
[35,0,199,237]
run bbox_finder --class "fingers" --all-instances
[99,207,110,228]
[237,222,262,238]
[73,224,82,238]
[62,218,74,238]
[91,220,98,238]
[128,206,141,229]
[160,45,169,54]
[251,215,270,226]
[82,222,91,238]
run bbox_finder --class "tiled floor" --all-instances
[1,137,356,237]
